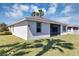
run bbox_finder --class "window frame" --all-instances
[36,22,41,33]
[63,26,66,32]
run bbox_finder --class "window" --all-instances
[53,27,58,32]
[73,27,78,30]
[68,27,71,30]
[36,22,41,32]
[63,26,66,32]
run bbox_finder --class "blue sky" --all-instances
[0,3,79,25]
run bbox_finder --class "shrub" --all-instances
[0,31,12,35]
[0,23,9,32]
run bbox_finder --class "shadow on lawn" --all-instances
[0,42,32,56]
[35,39,74,56]
[13,51,31,56]
[0,38,75,56]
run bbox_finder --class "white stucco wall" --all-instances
[27,21,50,40]
[10,21,28,40]
[60,24,68,35]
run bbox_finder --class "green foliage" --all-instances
[36,12,40,16]
[0,23,9,32]
[31,9,44,17]
[38,9,44,17]
[0,49,8,56]
[31,11,36,16]
[0,23,12,35]
[0,31,12,35]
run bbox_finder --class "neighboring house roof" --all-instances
[67,24,79,27]
[9,16,68,26]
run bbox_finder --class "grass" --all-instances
[0,34,79,56]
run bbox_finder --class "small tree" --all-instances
[31,9,44,17]
[38,9,44,17]
[0,23,9,32]
[31,11,36,16]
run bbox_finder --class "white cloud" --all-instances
[61,5,73,15]
[47,7,56,14]
[3,6,10,11]
[12,4,29,12]
[31,5,39,12]
[4,12,10,17]
[56,17,72,23]
[12,4,19,10]
[19,5,29,12]
[10,10,23,17]
[41,8,46,13]
[4,4,47,18]
[47,3,57,14]
[49,3,57,8]
[4,4,30,18]
[5,10,23,17]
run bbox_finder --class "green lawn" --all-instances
[0,34,79,56]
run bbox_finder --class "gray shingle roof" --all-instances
[67,24,79,27]
[10,16,68,26]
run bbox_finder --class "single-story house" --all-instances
[9,16,79,40]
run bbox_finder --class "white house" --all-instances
[9,16,79,40]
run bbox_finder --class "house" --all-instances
[67,24,79,34]
[9,16,79,40]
